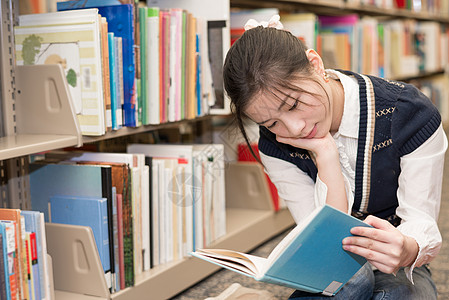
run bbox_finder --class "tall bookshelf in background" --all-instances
[230,0,449,125]
[1,0,449,299]
[0,0,295,299]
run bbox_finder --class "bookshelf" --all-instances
[0,0,82,161]
[0,1,295,300]
[1,0,448,299]
[45,162,295,300]
[230,0,449,123]
[231,0,449,22]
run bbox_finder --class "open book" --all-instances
[191,205,370,296]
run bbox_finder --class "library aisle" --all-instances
[172,132,449,300]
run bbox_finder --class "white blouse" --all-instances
[260,70,448,281]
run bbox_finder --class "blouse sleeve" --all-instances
[397,124,448,282]
[260,152,354,224]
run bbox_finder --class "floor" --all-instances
[172,143,449,300]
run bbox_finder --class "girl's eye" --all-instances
[267,121,277,129]
[289,99,299,111]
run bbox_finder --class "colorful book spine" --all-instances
[139,7,148,125]
[116,37,125,129]
[24,235,32,300]
[160,10,171,123]
[2,221,17,300]
[147,7,160,125]
[0,224,11,300]
[21,210,46,300]
[108,32,119,130]
[195,34,201,116]
[116,194,125,289]
[29,232,41,300]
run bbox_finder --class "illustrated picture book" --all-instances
[191,205,370,296]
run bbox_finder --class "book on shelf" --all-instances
[126,143,226,264]
[23,234,33,300]
[192,205,369,296]
[168,8,184,122]
[192,144,226,247]
[185,12,197,120]
[15,8,106,136]
[160,9,170,123]
[27,232,41,300]
[21,210,50,300]
[74,160,131,291]
[280,12,318,49]
[108,32,122,130]
[127,144,195,265]
[0,208,52,300]
[49,195,110,278]
[115,36,125,130]
[29,162,115,291]
[150,0,230,115]
[318,14,359,74]
[43,150,150,288]
[0,209,28,300]
[0,231,7,300]
[100,16,112,132]
[57,2,137,128]
[230,8,279,45]
[0,221,16,300]
[139,6,148,126]
[146,7,161,124]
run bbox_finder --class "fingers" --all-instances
[362,215,395,230]
[342,237,402,274]
[342,215,409,274]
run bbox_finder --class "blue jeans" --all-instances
[288,263,437,299]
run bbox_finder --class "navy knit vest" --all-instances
[258,70,441,224]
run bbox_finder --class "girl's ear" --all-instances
[306,49,325,75]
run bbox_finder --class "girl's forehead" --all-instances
[244,93,282,121]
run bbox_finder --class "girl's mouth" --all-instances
[304,125,317,139]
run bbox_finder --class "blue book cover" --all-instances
[191,205,370,296]
[57,2,136,127]
[0,223,10,300]
[21,211,46,299]
[29,163,105,221]
[195,34,201,116]
[49,195,110,273]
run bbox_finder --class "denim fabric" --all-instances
[288,264,436,299]
[372,265,436,300]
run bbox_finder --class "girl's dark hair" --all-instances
[223,26,314,161]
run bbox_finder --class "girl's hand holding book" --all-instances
[342,215,419,275]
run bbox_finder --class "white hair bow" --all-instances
[243,14,284,31]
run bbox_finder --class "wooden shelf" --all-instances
[49,208,295,300]
[0,134,81,160]
[82,115,217,144]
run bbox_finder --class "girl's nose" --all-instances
[283,116,305,138]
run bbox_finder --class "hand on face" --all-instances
[276,132,339,164]
[342,215,419,274]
